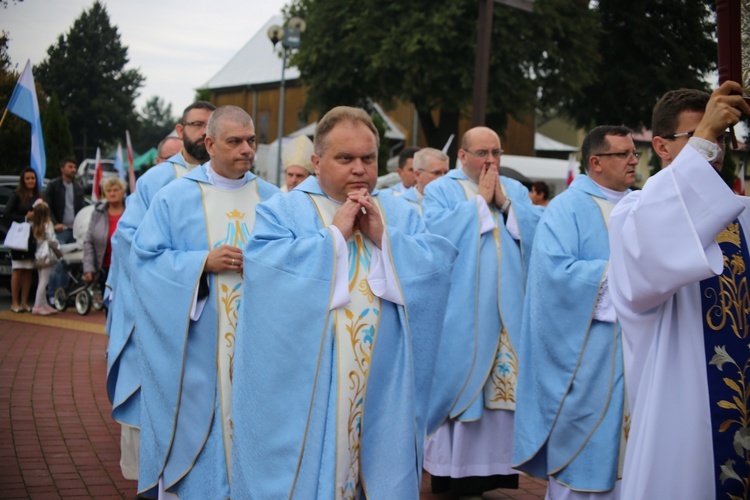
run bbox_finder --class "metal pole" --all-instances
[276,47,287,188]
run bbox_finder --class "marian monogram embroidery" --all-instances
[701,221,750,499]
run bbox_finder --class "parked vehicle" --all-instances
[77,159,118,192]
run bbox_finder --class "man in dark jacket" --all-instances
[43,156,85,302]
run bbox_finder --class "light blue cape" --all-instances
[131,165,279,497]
[513,175,625,491]
[422,169,540,422]
[106,152,187,428]
[231,176,457,499]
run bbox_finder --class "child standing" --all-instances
[31,201,60,316]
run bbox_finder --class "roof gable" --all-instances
[203,15,301,90]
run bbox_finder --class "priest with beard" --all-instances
[104,101,216,482]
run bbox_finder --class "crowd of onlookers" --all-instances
[3,157,125,315]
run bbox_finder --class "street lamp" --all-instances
[268,17,306,187]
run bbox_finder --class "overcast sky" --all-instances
[2,0,288,114]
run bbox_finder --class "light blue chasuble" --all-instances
[200,181,258,481]
[456,179,519,412]
[513,175,627,492]
[309,194,382,499]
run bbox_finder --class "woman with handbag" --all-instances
[83,177,126,304]
[30,201,60,316]
[3,168,41,313]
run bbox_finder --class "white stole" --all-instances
[309,194,382,500]
[199,181,260,480]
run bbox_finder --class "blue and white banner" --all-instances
[7,59,46,189]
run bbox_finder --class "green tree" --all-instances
[34,1,144,160]
[287,0,599,153]
[557,0,716,130]
[42,92,74,175]
[194,88,211,102]
[135,96,176,153]
[288,0,718,152]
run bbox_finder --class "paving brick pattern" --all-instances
[0,311,545,499]
[0,312,136,499]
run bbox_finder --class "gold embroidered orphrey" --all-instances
[704,222,750,497]
[309,194,383,500]
[201,181,259,481]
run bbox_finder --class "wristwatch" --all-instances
[500,198,511,214]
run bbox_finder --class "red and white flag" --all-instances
[733,163,746,196]
[92,147,103,201]
[566,152,576,186]
[126,130,136,193]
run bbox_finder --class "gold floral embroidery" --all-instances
[220,282,241,383]
[703,229,750,498]
[485,327,518,408]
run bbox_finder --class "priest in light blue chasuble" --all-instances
[609,85,750,500]
[232,106,457,499]
[399,147,451,213]
[105,101,215,482]
[514,126,638,499]
[130,106,279,498]
[421,126,541,497]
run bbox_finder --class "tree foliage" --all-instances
[134,96,176,153]
[287,0,599,150]
[34,1,144,161]
[287,0,718,150]
[42,92,74,175]
[556,0,716,130]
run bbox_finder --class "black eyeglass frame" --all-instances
[593,151,643,160]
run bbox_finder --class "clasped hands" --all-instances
[478,163,507,209]
[332,188,383,248]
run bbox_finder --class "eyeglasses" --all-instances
[594,151,643,161]
[662,130,694,140]
[420,169,449,176]
[183,120,208,129]
[464,149,504,160]
[662,129,728,144]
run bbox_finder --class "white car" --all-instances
[77,158,118,192]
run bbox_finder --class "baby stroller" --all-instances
[52,205,104,315]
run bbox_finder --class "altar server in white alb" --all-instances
[608,82,750,500]
[131,106,278,498]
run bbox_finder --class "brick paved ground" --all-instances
[0,309,545,499]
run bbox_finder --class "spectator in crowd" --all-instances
[82,177,126,303]
[529,180,550,207]
[30,201,59,316]
[4,167,41,313]
[43,156,85,303]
